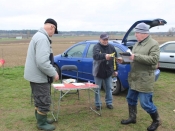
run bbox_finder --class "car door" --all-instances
[60,43,86,78]
[81,42,95,82]
[159,42,175,69]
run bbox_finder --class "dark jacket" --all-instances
[92,42,118,78]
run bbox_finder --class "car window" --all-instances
[86,43,95,58]
[128,30,137,41]
[114,46,123,57]
[161,43,175,53]
[67,44,86,57]
[86,44,123,58]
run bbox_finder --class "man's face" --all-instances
[51,24,56,36]
[135,32,148,42]
[100,38,108,46]
[48,24,56,37]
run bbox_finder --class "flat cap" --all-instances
[134,22,150,34]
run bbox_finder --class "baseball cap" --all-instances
[44,18,58,34]
[100,33,109,40]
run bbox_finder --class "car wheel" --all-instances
[102,77,121,95]
[54,64,61,76]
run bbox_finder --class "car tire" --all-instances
[102,77,121,95]
[54,64,61,76]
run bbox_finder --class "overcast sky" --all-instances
[0,0,174,32]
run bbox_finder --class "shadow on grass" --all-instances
[117,89,128,97]
[159,68,175,74]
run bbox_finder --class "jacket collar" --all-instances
[139,35,151,46]
[38,27,52,44]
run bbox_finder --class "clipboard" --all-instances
[119,52,133,62]
[119,52,131,56]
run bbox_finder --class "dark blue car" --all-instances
[54,18,167,95]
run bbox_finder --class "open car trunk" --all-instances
[121,18,167,49]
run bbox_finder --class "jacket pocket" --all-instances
[129,72,140,81]
[140,72,154,82]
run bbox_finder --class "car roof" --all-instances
[80,40,121,44]
[159,41,175,47]
[77,40,128,51]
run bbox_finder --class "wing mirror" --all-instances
[62,52,68,57]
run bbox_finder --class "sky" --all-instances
[0,0,174,32]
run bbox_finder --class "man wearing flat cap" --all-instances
[118,22,161,131]
[24,18,59,131]
[93,33,118,111]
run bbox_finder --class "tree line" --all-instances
[0,28,174,36]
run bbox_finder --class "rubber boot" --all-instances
[35,108,55,124]
[121,105,137,124]
[147,111,161,131]
[37,111,55,131]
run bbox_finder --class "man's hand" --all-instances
[116,57,123,64]
[105,54,112,60]
[129,54,135,60]
[113,71,118,76]
[54,72,59,81]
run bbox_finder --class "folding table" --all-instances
[51,82,101,121]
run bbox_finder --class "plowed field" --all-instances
[0,35,174,67]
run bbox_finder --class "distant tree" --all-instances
[167,27,175,36]
[27,30,30,39]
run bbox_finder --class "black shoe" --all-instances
[106,105,113,109]
[96,106,102,111]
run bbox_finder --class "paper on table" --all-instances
[72,83,85,86]
[52,83,65,87]
[63,78,76,84]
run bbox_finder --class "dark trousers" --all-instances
[30,82,51,113]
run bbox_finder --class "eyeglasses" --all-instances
[51,24,56,29]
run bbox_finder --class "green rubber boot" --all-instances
[37,111,55,131]
[35,108,55,124]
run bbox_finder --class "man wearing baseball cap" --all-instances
[119,22,161,131]
[93,33,118,111]
[44,18,58,34]
[24,18,59,131]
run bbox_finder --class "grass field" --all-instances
[0,36,175,131]
[0,67,175,131]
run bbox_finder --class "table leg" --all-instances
[88,88,101,116]
[51,89,57,122]
[53,90,72,121]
